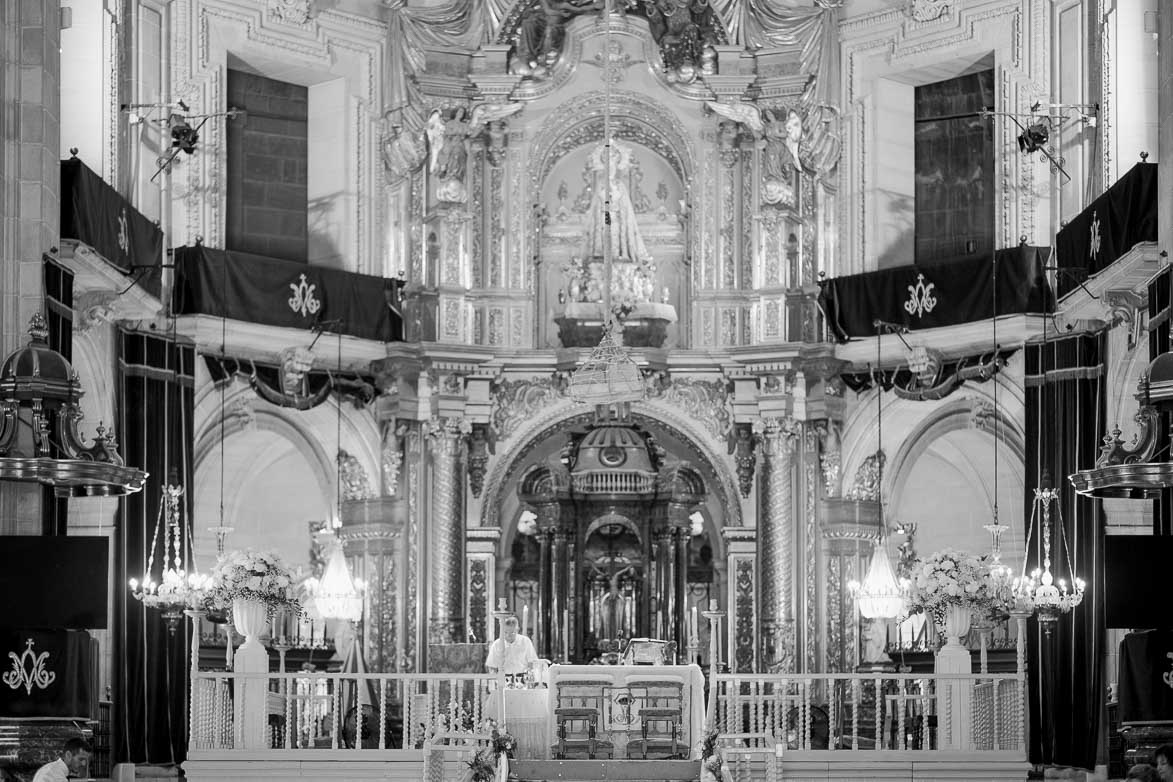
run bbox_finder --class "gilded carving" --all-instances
[491,376,569,442]
[845,449,884,501]
[338,449,374,501]
[659,378,733,441]
[381,421,406,497]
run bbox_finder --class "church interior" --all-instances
[0,0,1170,780]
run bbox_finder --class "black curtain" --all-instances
[114,330,195,764]
[43,258,73,536]
[1024,331,1106,769]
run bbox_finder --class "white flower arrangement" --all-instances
[206,549,301,614]
[906,548,1005,625]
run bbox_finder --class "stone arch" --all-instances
[191,380,381,570]
[480,399,740,558]
[529,89,696,190]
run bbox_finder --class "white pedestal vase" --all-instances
[934,603,974,750]
[232,598,271,749]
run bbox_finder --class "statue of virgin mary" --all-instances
[582,138,653,266]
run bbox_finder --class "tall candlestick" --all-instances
[562,609,569,661]
[522,604,529,638]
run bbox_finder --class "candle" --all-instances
[691,606,699,645]
[522,604,529,638]
[562,609,569,661]
[709,598,718,612]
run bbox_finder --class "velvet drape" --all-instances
[114,330,195,764]
[1024,331,1106,769]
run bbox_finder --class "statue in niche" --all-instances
[641,0,718,83]
[591,562,636,640]
[583,138,653,265]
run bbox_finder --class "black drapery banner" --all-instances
[1117,630,1173,723]
[1055,162,1158,297]
[172,245,403,342]
[1024,331,1105,769]
[0,630,96,719]
[818,245,1054,342]
[60,158,163,275]
[115,331,194,764]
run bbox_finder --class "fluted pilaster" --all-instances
[758,417,796,669]
[427,419,465,644]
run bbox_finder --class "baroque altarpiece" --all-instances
[351,3,874,678]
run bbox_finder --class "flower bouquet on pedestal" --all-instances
[905,548,1001,647]
[205,549,301,616]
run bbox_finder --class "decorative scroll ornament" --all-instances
[1089,212,1102,259]
[909,0,951,22]
[288,274,322,318]
[1164,653,1173,689]
[4,639,56,695]
[726,423,756,498]
[466,424,495,499]
[903,273,937,318]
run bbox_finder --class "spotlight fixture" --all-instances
[1017,122,1049,154]
[169,113,199,155]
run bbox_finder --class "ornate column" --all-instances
[757,417,797,669]
[427,417,466,644]
[550,523,571,661]
[668,501,693,656]
[533,504,558,658]
[654,523,677,644]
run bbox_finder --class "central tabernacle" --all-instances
[517,416,706,665]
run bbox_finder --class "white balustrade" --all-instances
[710,671,1026,755]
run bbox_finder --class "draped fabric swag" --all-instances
[1024,331,1106,770]
[384,0,838,125]
[114,331,195,764]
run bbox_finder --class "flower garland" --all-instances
[205,549,301,614]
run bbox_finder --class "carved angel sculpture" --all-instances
[468,101,524,128]
[705,100,765,135]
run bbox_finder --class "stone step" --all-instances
[510,758,699,781]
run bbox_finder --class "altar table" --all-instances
[485,688,551,759]
[546,664,705,759]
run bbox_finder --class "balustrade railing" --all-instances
[711,672,1025,754]
[190,670,495,752]
[190,669,1025,757]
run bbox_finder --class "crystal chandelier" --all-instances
[567,14,644,412]
[129,475,210,633]
[850,541,906,619]
[848,327,907,620]
[309,538,363,623]
[1013,487,1086,633]
[308,332,364,624]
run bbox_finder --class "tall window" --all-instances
[225,69,308,261]
[914,69,995,263]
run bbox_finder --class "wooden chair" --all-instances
[551,680,612,759]
[627,680,684,759]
